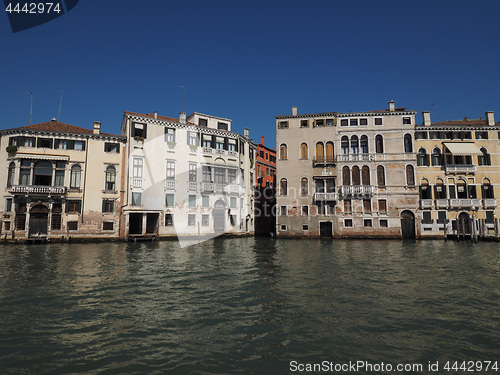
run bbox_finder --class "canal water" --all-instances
[0,238,499,374]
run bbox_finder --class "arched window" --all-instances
[70,164,82,189]
[315,142,324,162]
[300,177,308,195]
[417,148,429,166]
[300,143,308,159]
[279,144,287,160]
[375,135,384,153]
[432,148,443,166]
[342,166,350,186]
[434,178,446,199]
[404,134,413,153]
[478,147,491,166]
[377,165,385,187]
[457,178,467,199]
[482,179,494,199]
[360,135,368,154]
[105,166,116,191]
[406,165,415,186]
[280,178,287,196]
[420,178,431,199]
[361,166,370,185]
[33,161,53,186]
[326,142,334,162]
[351,135,359,154]
[352,166,360,185]
[7,162,15,187]
[341,136,349,154]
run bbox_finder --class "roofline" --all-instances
[0,125,124,141]
[188,112,232,122]
[276,110,416,119]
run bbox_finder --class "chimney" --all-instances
[486,111,495,126]
[422,112,431,126]
[93,121,101,134]
[179,112,186,124]
[292,106,298,116]
[244,128,249,138]
[388,100,395,112]
[260,136,265,146]
[154,111,158,119]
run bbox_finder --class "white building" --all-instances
[120,111,256,241]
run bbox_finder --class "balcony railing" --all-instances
[201,182,214,192]
[228,151,238,157]
[314,192,338,201]
[337,153,373,162]
[215,149,226,155]
[10,185,66,195]
[436,199,449,209]
[203,147,212,154]
[449,199,482,209]
[225,184,241,194]
[339,185,374,196]
[131,178,144,188]
[445,164,476,174]
[420,199,433,209]
[483,199,496,208]
[312,157,335,167]
[188,182,198,191]
[165,180,176,190]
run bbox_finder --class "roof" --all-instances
[124,111,197,126]
[2,120,121,138]
[431,118,498,126]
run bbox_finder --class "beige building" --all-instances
[276,101,419,238]
[120,111,256,241]
[0,119,125,241]
[415,111,500,238]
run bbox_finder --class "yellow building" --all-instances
[415,111,499,239]
[0,119,125,241]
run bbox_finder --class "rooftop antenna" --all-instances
[178,85,186,114]
[57,90,63,121]
[24,91,33,124]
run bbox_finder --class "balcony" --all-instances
[10,185,66,195]
[188,182,198,191]
[203,147,212,154]
[214,149,226,155]
[201,182,214,192]
[214,183,226,192]
[165,180,176,190]
[225,184,241,194]
[314,192,338,201]
[337,153,373,162]
[420,199,434,209]
[445,164,476,174]
[436,199,449,209]
[312,157,335,167]
[131,178,144,188]
[449,199,481,209]
[483,199,496,208]
[339,185,374,196]
[228,151,238,157]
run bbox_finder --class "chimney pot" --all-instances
[388,100,395,111]
[179,112,186,124]
[244,128,249,138]
[422,112,431,126]
[93,121,101,134]
[154,111,157,119]
[292,106,298,116]
[260,136,265,146]
[486,111,495,126]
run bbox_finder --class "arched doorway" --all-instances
[213,199,226,234]
[29,204,49,237]
[457,212,471,235]
[400,210,415,239]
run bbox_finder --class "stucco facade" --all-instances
[0,119,125,241]
[276,101,419,238]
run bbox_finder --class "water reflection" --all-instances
[0,239,499,374]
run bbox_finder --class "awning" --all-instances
[16,153,70,161]
[443,142,482,155]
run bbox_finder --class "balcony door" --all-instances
[33,161,53,186]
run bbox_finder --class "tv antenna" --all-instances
[24,91,33,124]
[178,85,186,114]
[57,90,64,121]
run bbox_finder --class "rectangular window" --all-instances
[315,119,324,127]
[214,168,225,184]
[227,169,237,183]
[278,121,289,129]
[15,213,26,230]
[380,219,388,227]
[403,117,411,124]
[475,131,488,139]
[188,132,199,146]
[486,211,494,224]
[415,131,428,140]
[215,137,225,150]
[300,120,308,128]
[103,222,114,231]
[422,211,432,224]
[202,136,212,148]
[166,194,175,207]
[5,198,12,212]
[437,211,447,224]
[54,170,65,187]
[217,122,228,130]
[359,118,368,126]
[374,118,383,126]
[51,213,61,230]
[378,199,387,212]
[198,118,208,127]
[202,195,209,208]
[164,128,175,143]
[344,219,353,227]
[132,122,147,139]
[189,164,197,182]
[280,206,287,216]
[166,160,175,180]
[364,219,373,227]
[230,197,237,209]
[66,200,82,213]
[67,221,78,231]
[350,119,358,126]
[104,142,120,153]
[280,224,287,231]
[302,205,309,216]
[102,199,114,213]
[133,158,143,178]
[326,119,334,126]
[37,138,53,148]
[74,141,85,151]
[340,119,348,126]
[202,166,212,182]
[363,199,371,213]
[188,195,196,208]
[165,214,174,226]
[202,214,209,226]
[228,139,236,151]
[132,192,142,206]
[344,200,352,213]
[188,214,196,226]
[303,224,309,231]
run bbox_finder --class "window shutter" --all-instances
[102,200,106,213]
[65,201,69,213]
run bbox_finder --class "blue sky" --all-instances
[1,0,499,146]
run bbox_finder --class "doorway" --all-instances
[400,210,416,239]
[146,213,158,234]
[28,204,49,237]
[457,212,471,235]
[129,213,143,235]
[320,221,333,237]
